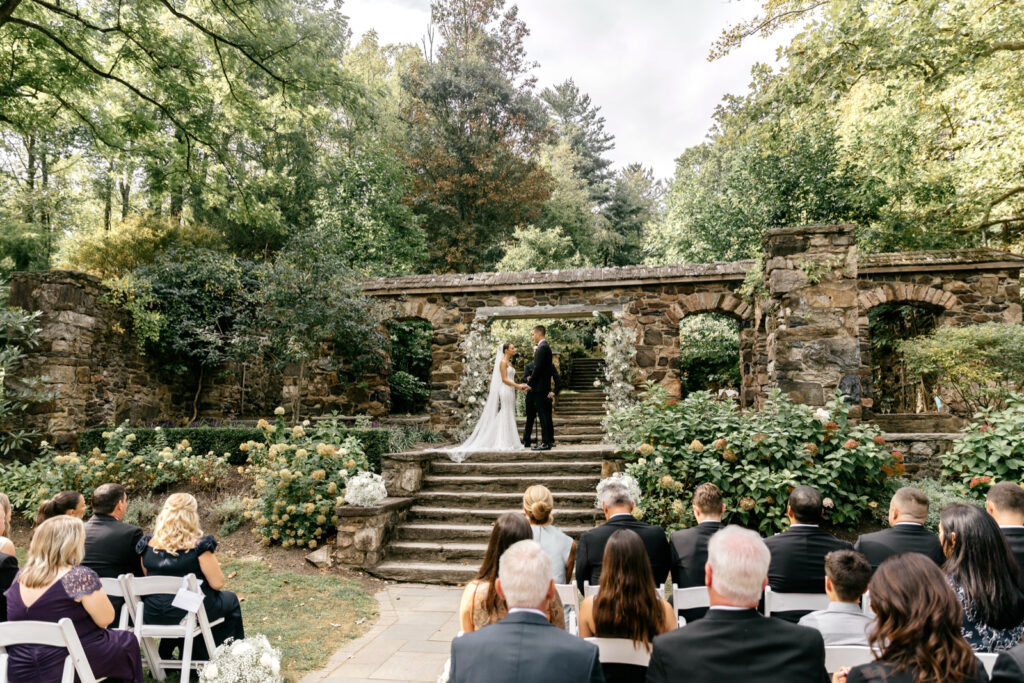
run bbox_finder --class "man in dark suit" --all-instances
[575,480,670,593]
[522,360,560,448]
[0,549,17,622]
[987,481,1024,573]
[83,483,144,579]
[526,325,556,450]
[854,487,944,569]
[993,641,1024,683]
[670,483,724,622]
[764,485,853,622]
[647,525,828,683]
[450,540,604,683]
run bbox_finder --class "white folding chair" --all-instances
[655,583,666,600]
[861,591,873,617]
[763,587,829,617]
[123,573,223,683]
[977,652,998,677]
[671,584,710,625]
[824,646,875,673]
[0,618,102,683]
[99,576,131,631]
[554,584,581,636]
[583,581,599,599]
[585,637,652,667]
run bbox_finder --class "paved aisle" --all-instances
[300,584,462,683]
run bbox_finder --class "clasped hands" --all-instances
[514,383,555,399]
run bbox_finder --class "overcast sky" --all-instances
[340,0,797,180]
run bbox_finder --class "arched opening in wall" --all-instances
[867,302,941,414]
[678,313,742,398]
[387,318,433,415]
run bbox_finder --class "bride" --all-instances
[445,343,528,461]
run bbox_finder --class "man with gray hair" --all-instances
[449,540,604,683]
[647,526,828,683]
[574,480,670,592]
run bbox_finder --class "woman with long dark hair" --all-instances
[35,490,85,526]
[940,503,1024,651]
[457,512,564,632]
[833,553,988,683]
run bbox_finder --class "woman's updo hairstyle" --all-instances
[523,485,554,525]
[35,490,83,526]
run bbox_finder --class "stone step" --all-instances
[516,421,604,433]
[387,540,487,563]
[416,490,596,508]
[421,474,601,493]
[430,460,604,475]
[421,444,615,462]
[409,506,601,525]
[516,415,605,425]
[371,560,478,584]
[397,522,594,542]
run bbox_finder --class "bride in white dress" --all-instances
[445,343,527,461]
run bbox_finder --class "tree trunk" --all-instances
[40,147,51,267]
[119,166,131,220]
[24,135,35,223]
[103,160,114,231]
[191,366,204,424]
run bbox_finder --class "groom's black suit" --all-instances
[527,339,556,447]
[523,361,560,447]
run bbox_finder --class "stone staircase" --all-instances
[565,357,604,392]
[372,443,612,584]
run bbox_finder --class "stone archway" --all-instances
[857,283,960,314]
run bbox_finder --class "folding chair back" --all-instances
[824,646,874,673]
[585,637,652,666]
[99,576,131,630]
[861,591,873,617]
[0,618,99,683]
[977,653,998,677]
[763,587,829,616]
[671,584,710,611]
[554,584,581,636]
[655,583,666,600]
[582,581,598,599]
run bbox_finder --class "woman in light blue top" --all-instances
[523,485,576,584]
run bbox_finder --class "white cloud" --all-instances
[341,0,797,179]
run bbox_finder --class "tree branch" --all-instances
[988,40,1024,53]
[26,0,120,32]
[0,0,21,24]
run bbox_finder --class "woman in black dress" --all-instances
[137,493,244,659]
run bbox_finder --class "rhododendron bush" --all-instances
[944,394,1024,492]
[606,384,898,534]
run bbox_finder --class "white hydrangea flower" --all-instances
[345,471,388,507]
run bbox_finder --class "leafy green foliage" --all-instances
[211,495,248,536]
[0,306,51,454]
[80,427,263,466]
[868,303,940,414]
[678,315,741,395]
[607,385,898,534]
[388,372,429,415]
[943,395,1024,492]
[497,225,583,272]
[389,319,432,414]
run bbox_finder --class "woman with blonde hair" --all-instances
[523,485,576,583]
[137,493,244,660]
[3,516,142,682]
[0,492,16,555]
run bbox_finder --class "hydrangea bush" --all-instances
[244,412,370,549]
[595,472,643,511]
[198,634,283,683]
[595,320,637,418]
[453,320,497,440]
[943,393,1024,492]
[607,384,899,534]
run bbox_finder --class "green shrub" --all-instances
[942,394,1024,491]
[389,371,429,413]
[892,477,983,533]
[607,385,899,534]
[900,323,1024,414]
[124,494,160,528]
[678,314,741,395]
[212,495,248,536]
[81,427,263,465]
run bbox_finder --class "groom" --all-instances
[526,325,556,451]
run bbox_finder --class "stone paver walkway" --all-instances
[300,584,462,683]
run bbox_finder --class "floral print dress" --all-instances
[948,576,1024,652]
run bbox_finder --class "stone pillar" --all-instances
[628,296,681,397]
[763,225,861,414]
[333,497,413,568]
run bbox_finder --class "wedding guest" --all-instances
[986,482,1024,573]
[764,485,853,622]
[575,481,670,593]
[137,493,244,660]
[449,540,603,683]
[0,502,18,622]
[35,490,86,525]
[0,493,16,555]
[669,483,724,622]
[646,525,828,683]
[993,642,1024,682]
[83,484,144,579]
[459,512,565,632]
[523,485,576,584]
[833,553,988,683]
[798,550,872,646]
[940,503,1024,651]
[854,487,944,569]
[3,516,143,682]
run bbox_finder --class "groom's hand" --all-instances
[547,392,555,399]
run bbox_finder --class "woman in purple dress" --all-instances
[4,515,142,683]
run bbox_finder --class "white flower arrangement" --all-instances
[344,470,388,507]
[595,472,642,510]
[198,634,283,682]
[595,322,638,420]
[813,407,831,423]
[453,319,497,440]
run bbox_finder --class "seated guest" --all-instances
[0,493,16,555]
[0,502,18,622]
[449,540,602,683]
[137,493,244,660]
[940,503,1024,651]
[3,516,142,683]
[35,490,86,525]
[524,485,576,584]
[83,484,144,578]
[576,481,670,593]
[459,512,564,632]
[993,642,1024,682]
[833,553,988,683]
[764,485,853,622]
[798,550,872,645]
[854,486,944,569]
[986,481,1024,573]
[669,483,725,622]
[646,525,828,683]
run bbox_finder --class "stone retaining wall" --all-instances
[333,497,414,568]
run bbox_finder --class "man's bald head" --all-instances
[889,487,929,525]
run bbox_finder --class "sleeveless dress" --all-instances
[532,525,575,584]
[446,364,524,456]
[137,534,245,659]
[3,565,143,683]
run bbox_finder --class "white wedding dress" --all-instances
[444,345,525,462]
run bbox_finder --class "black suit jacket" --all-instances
[993,642,1024,683]
[645,608,829,683]
[82,514,144,579]
[1002,527,1024,576]
[764,525,854,622]
[854,523,945,570]
[528,341,555,395]
[849,660,989,683]
[450,610,604,683]
[0,552,18,622]
[669,521,722,623]
[576,515,670,593]
[525,362,560,394]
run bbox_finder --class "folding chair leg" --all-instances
[140,637,166,682]
[179,628,194,683]
[61,657,76,683]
